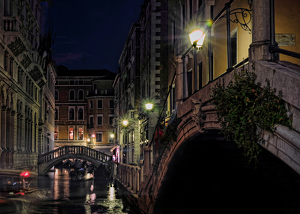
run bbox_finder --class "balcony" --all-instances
[2,17,19,32]
[87,89,114,97]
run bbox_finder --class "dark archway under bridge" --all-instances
[153,131,300,214]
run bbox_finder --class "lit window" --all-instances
[69,127,74,140]
[54,127,58,140]
[78,127,83,140]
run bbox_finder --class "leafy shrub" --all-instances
[211,70,292,163]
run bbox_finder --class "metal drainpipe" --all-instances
[270,0,276,61]
[226,2,232,70]
[194,47,198,92]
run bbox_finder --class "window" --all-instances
[199,61,203,88]
[69,89,75,100]
[170,85,175,112]
[78,89,84,100]
[89,115,94,125]
[69,127,74,140]
[78,108,84,120]
[231,30,237,66]
[55,108,59,120]
[97,115,103,126]
[182,3,186,28]
[109,100,114,109]
[109,115,114,126]
[54,126,58,140]
[198,0,202,8]
[96,133,103,142]
[93,83,97,94]
[90,100,93,109]
[187,69,193,96]
[55,90,59,101]
[97,100,103,109]
[189,0,193,20]
[78,126,83,140]
[70,80,74,85]
[69,108,74,120]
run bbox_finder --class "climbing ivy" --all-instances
[211,70,292,164]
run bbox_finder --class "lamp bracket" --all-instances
[220,8,252,33]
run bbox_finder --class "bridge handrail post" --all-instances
[136,167,140,192]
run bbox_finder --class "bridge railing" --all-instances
[116,163,141,194]
[38,146,112,164]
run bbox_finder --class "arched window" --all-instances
[69,108,74,120]
[78,89,84,100]
[69,89,75,100]
[78,108,83,120]
[55,90,59,101]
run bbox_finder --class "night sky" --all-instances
[44,0,144,73]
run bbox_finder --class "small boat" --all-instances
[69,162,94,181]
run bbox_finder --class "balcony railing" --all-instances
[2,17,19,31]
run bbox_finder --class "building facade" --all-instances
[167,0,300,112]
[114,0,300,166]
[114,0,169,165]
[0,0,56,172]
[55,66,116,154]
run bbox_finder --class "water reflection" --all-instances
[29,166,139,214]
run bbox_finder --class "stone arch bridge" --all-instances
[38,146,112,175]
[116,60,300,213]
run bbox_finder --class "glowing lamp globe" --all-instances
[145,103,153,110]
[123,120,128,126]
[110,133,115,138]
[189,30,205,48]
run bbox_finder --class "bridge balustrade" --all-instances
[117,163,141,194]
[38,146,112,165]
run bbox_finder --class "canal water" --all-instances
[28,165,140,214]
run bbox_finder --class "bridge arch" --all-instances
[38,146,112,175]
[153,131,300,214]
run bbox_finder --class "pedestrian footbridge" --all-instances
[38,146,112,175]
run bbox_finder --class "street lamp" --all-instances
[110,133,115,139]
[189,29,205,49]
[122,120,128,126]
[145,103,153,111]
[189,29,205,91]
